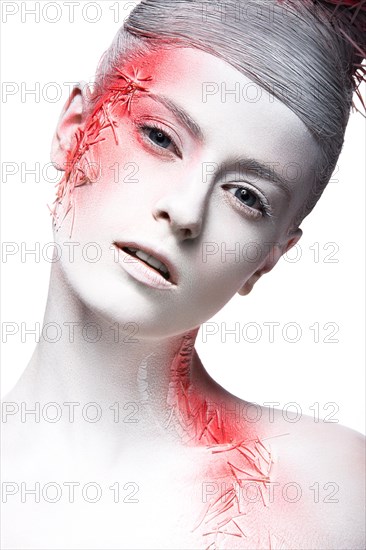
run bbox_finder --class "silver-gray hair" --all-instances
[89,0,365,231]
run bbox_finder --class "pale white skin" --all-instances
[2,48,365,549]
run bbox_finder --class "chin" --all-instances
[67,281,183,340]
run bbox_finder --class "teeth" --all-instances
[135,249,150,263]
[128,247,169,276]
[146,255,169,274]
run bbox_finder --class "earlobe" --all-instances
[283,228,302,254]
[237,272,261,296]
[237,228,303,296]
[50,82,88,171]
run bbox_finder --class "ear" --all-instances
[50,82,89,171]
[238,228,303,296]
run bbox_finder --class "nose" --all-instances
[152,186,206,240]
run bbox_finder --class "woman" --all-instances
[2,0,365,548]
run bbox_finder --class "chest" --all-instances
[1,436,344,550]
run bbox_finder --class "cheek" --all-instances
[67,129,144,228]
[198,198,278,271]
[189,221,276,314]
[75,134,189,231]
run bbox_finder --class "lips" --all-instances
[122,246,170,280]
[114,241,178,285]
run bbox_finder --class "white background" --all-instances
[1,1,365,434]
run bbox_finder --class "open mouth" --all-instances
[121,246,171,281]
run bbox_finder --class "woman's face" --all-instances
[52,47,320,339]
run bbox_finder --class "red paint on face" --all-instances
[49,64,153,237]
[49,46,201,237]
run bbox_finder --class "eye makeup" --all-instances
[133,116,184,159]
[224,182,273,217]
[222,182,274,220]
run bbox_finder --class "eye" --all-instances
[138,123,182,158]
[232,187,260,209]
[147,127,172,149]
[224,184,273,219]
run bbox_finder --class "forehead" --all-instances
[124,47,320,203]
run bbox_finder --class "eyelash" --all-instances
[223,183,274,219]
[137,122,182,159]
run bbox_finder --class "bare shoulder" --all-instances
[187,379,365,549]
[266,406,365,476]
[256,404,365,549]
[205,389,365,549]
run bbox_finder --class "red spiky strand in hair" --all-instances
[319,0,366,111]
[48,67,152,238]
[322,0,366,11]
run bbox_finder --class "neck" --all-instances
[9,261,220,449]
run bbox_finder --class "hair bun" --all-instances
[309,0,366,111]
[323,0,365,6]
[319,0,366,32]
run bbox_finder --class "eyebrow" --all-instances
[146,93,292,200]
[147,93,204,142]
[225,157,293,200]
